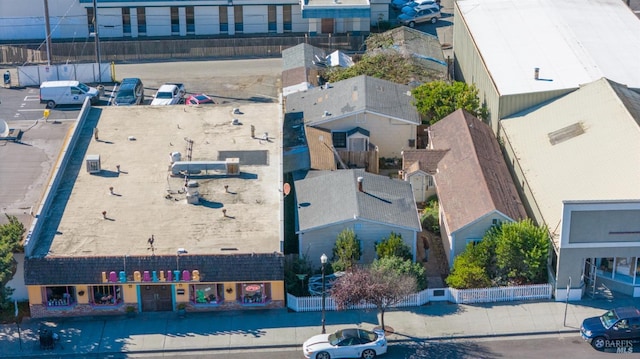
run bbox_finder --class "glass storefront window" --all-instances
[614,257,635,284]
[191,284,224,305]
[238,283,271,304]
[91,285,122,306]
[598,257,614,278]
[43,286,76,307]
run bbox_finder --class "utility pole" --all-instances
[43,0,52,65]
[93,0,101,66]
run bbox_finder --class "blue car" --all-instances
[581,307,640,350]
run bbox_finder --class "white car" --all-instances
[303,328,387,359]
[151,83,186,105]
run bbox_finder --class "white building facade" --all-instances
[0,0,387,41]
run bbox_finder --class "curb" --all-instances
[0,329,582,358]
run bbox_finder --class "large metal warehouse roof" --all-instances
[457,0,640,95]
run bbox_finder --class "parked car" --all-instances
[303,328,387,359]
[400,0,439,14]
[39,80,100,108]
[151,83,186,106]
[113,78,144,106]
[581,307,640,350]
[185,93,214,105]
[398,7,441,28]
[391,0,413,10]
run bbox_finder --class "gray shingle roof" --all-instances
[295,169,421,232]
[24,253,284,285]
[285,75,421,126]
[430,109,526,232]
[282,43,327,72]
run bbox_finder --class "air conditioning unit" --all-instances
[86,154,101,174]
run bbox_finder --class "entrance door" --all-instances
[321,19,334,34]
[140,285,173,312]
[583,258,597,297]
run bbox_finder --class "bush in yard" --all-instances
[375,232,412,261]
[332,228,362,272]
[372,256,427,291]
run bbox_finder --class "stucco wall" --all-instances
[299,220,417,268]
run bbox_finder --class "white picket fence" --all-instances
[286,283,552,312]
[449,283,553,304]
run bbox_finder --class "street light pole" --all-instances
[320,253,328,334]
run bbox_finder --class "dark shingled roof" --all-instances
[24,253,284,285]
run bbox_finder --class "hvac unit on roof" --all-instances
[86,154,101,174]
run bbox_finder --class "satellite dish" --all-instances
[0,120,9,138]
[283,183,291,197]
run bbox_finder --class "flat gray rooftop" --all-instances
[39,103,282,258]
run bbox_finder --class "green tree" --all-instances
[324,53,444,85]
[331,265,417,332]
[445,219,549,289]
[284,254,313,296]
[372,256,427,290]
[375,232,412,261]
[0,215,25,310]
[332,228,362,271]
[489,219,549,285]
[446,254,491,289]
[420,197,440,234]
[411,81,487,125]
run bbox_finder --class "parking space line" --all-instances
[18,109,47,112]
[24,95,40,101]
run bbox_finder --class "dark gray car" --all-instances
[114,78,144,106]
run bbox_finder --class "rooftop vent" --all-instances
[357,176,364,192]
[86,155,101,174]
[323,111,332,117]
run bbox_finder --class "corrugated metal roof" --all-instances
[430,109,527,233]
[457,0,640,95]
[501,78,640,237]
[285,75,421,125]
[295,169,421,231]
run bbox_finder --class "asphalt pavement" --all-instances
[2,296,640,358]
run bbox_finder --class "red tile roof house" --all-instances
[428,109,527,267]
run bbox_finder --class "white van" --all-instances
[40,81,100,108]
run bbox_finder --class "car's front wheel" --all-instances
[316,351,331,359]
[409,21,416,28]
[591,336,606,350]
[430,17,438,24]
[362,349,377,359]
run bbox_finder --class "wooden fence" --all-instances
[0,34,366,65]
[286,283,553,312]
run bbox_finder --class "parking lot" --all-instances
[0,58,282,227]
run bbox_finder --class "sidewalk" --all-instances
[2,297,640,358]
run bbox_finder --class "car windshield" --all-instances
[116,92,134,101]
[156,92,173,99]
[600,310,619,329]
[77,83,90,92]
[194,95,209,101]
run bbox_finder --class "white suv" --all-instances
[151,83,186,106]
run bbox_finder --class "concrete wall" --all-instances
[299,220,417,269]
[0,0,86,40]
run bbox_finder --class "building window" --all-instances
[426,174,434,188]
[186,6,195,33]
[191,284,224,305]
[237,283,271,304]
[332,132,347,148]
[87,7,95,34]
[219,6,228,32]
[122,8,131,34]
[614,257,635,284]
[283,5,292,32]
[91,285,122,306]
[348,136,368,152]
[43,286,76,308]
[598,257,614,279]
[137,7,146,34]
[234,6,243,32]
[171,7,180,33]
[268,5,276,32]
